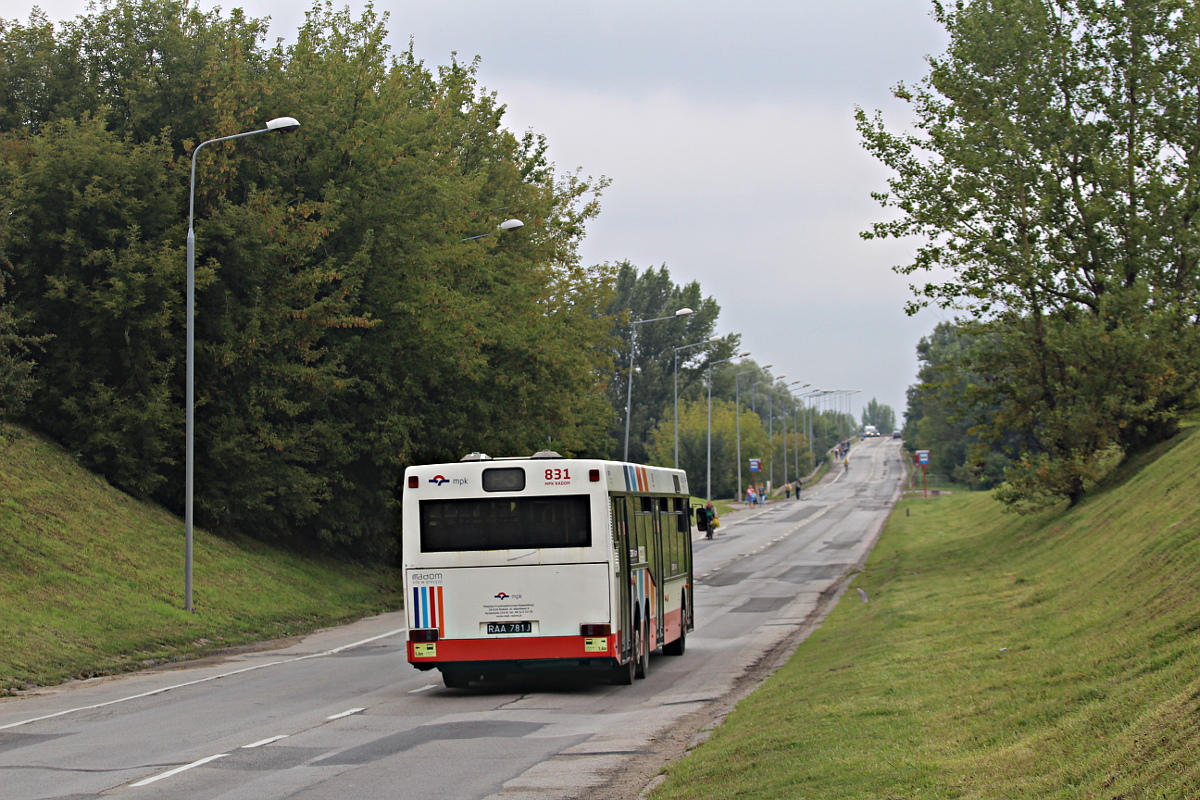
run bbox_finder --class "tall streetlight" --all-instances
[787,383,811,481]
[799,389,828,462]
[764,375,785,494]
[623,308,694,462]
[185,116,300,613]
[734,364,770,502]
[706,351,750,500]
[776,379,803,488]
[460,218,524,241]
[828,389,861,442]
[673,337,720,468]
[846,389,862,435]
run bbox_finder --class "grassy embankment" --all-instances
[0,425,401,693]
[653,422,1200,798]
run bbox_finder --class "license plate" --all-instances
[487,621,532,634]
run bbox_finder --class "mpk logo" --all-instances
[428,475,449,486]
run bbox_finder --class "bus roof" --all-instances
[404,455,689,497]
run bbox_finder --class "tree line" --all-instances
[869,0,1200,511]
[0,1,830,559]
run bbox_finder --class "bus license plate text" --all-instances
[487,621,532,634]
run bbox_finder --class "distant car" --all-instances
[892,431,902,439]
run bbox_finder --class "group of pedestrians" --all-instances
[701,470,817,540]
[745,480,805,506]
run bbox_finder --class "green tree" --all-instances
[903,322,1014,487]
[0,0,619,558]
[647,397,764,500]
[0,9,86,134]
[3,114,184,497]
[606,262,735,464]
[858,0,1200,510]
[861,398,896,433]
[0,213,44,421]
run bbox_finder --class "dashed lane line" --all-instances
[1,627,406,731]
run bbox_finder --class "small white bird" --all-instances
[857,588,869,603]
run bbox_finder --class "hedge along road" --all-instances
[0,437,905,800]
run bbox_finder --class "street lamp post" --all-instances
[765,376,784,494]
[798,389,826,464]
[460,218,524,241]
[777,379,803,488]
[623,308,694,462]
[734,365,769,503]
[706,351,749,500]
[788,383,811,481]
[673,337,720,468]
[185,116,299,613]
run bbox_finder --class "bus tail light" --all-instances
[409,628,439,642]
[589,469,600,482]
[580,623,610,637]
[408,476,419,488]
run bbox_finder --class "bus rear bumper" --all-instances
[407,633,618,667]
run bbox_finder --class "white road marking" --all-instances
[326,707,365,720]
[408,684,437,693]
[129,753,227,787]
[242,735,288,748]
[1,627,407,731]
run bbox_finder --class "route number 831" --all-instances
[545,468,571,481]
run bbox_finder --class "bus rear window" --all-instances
[419,495,592,552]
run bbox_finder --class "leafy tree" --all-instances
[0,212,44,421]
[902,322,1015,487]
[606,262,735,464]
[861,398,896,433]
[646,396,764,500]
[858,0,1200,510]
[0,0,618,558]
[0,9,86,134]
[3,114,184,497]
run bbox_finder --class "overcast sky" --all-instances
[13,0,950,423]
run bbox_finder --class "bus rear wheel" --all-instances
[441,668,472,689]
[664,600,687,656]
[610,652,635,685]
[634,619,649,679]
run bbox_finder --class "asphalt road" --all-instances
[0,437,906,800]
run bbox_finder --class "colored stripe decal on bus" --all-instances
[622,465,649,492]
[412,585,445,634]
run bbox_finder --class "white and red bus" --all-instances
[402,450,694,688]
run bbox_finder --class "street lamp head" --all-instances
[498,218,524,231]
[265,116,301,133]
[761,363,773,370]
[675,308,694,317]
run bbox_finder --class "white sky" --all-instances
[12,0,951,422]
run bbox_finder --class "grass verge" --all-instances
[651,424,1200,798]
[0,425,401,693]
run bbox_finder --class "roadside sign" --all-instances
[748,458,761,472]
[916,450,930,466]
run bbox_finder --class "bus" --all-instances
[402,450,694,688]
